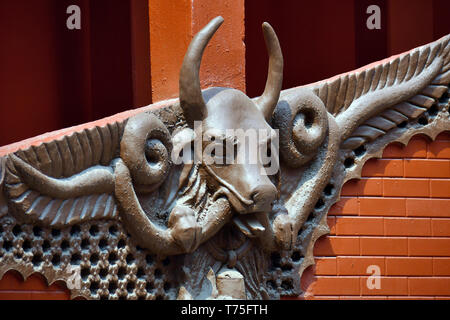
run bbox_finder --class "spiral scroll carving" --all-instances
[120,113,173,194]
[273,89,329,167]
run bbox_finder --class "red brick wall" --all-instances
[301,132,450,300]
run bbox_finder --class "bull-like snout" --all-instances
[210,162,277,214]
[243,163,278,212]
[249,181,277,213]
[177,15,283,217]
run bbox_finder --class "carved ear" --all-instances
[120,112,173,193]
[273,89,329,167]
[171,128,196,165]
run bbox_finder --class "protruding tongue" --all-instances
[232,214,265,238]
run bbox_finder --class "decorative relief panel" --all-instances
[0,17,449,299]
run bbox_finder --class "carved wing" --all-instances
[2,123,125,227]
[313,34,449,151]
[270,34,450,297]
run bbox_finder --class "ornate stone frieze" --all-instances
[0,16,449,299]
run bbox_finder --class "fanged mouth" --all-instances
[212,187,266,238]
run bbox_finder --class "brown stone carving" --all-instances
[0,16,449,300]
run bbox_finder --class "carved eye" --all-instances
[229,137,239,162]
[266,141,272,158]
[215,137,238,166]
[177,143,195,164]
[204,134,237,166]
[260,137,280,176]
[204,138,224,166]
[261,140,273,168]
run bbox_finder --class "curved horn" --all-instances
[256,22,284,122]
[179,16,224,126]
[120,112,172,194]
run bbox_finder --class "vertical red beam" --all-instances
[53,0,93,128]
[88,0,134,120]
[192,0,245,93]
[0,0,152,146]
[354,0,388,68]
[245,0,356,98]
[387,0,433,56]
[433,0,450,40]
[130,0,152,107]
[88,0,152,120]
[148,0,192,102]
[0,1,63,146]
[148,0,246,102]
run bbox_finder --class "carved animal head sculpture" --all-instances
[113,17,291,260]
[0,16,448,300]
[176,17,281,236]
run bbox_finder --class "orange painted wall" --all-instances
[299,132,450,300]
[149,0,245,102]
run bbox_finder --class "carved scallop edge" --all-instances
[295,108,450,298]
[0,257,90,300]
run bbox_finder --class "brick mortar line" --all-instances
[335,235,450,238]
[380,177,449,180]
[328,213,450,219]
[309,296,450,298]
[316,255,450,258]
[356,177,450,179]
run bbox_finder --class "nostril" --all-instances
[249,185,277,207]
[250,191,259,203]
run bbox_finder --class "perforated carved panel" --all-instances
[0,215,178,300]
